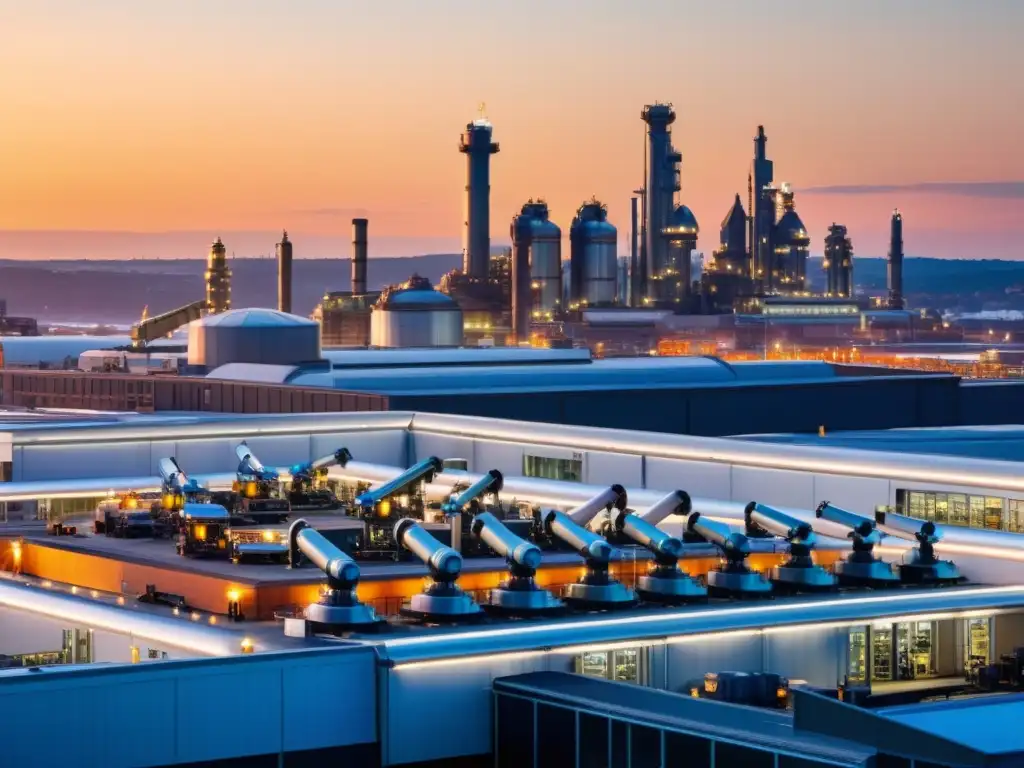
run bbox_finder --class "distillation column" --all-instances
[460,118,500,280]
[751,126,775,291]
[641,104,679,304]
[205,237,231,314]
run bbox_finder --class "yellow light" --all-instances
[172,607,180,616]
[190,611,201,621]
[227,589,241,603]
[194,524,207,540]
[41,581,52,588]
[245,481,258,498]
[209,616,217,625]
[261,529,276,543]
[125,496,138,510]
[776,687,788,700]
[130,646,140,664]
[70,586,78,595]
[241,638,254,654]
[117,596,125,606]
[379,499,391,517]
[90,590,99,598]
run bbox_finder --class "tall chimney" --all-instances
[887,210,904,310]
[276,230,292,313]
[352,218,368,295]
[629,196,639,306]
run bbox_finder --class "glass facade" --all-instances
[899,489,1016,531]
[575,646,645,684]
[853,621,939,683]
[523,454,583,483]
[965,617,991,677]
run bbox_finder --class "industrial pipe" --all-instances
[614,511,682,560]
[472,512,542,572]
[745,502,815,546]
[277,230,292,314]
[874,509,961,584]
[545,510,614,563]
[289,519,359,588]
[236,442,278,480]
[815,502,899,587]
[875,510,943,545]
[441,469,503,516]
[815,502,878,540]
[394,517,482,620]
[395,518,463,580]
[355,456,444,510]
[686,512,750,556]
[287,519,379,628]
[567,484,627,527]
[639,489,691,526]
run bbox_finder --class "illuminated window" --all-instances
[574,646,646,685]
[524,455,583,483]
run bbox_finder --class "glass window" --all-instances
[970,496,985,529]
[934,493,948,524]
[613,649,638,683]
[848,627,868,683]
[965,617,990,674]
[923,493,936,521]
[524,454,583,483]
[948,494,968,527]
[872,627,893,681]
[985,497,1003,530]
[578,651,609,679]
[1007,500,1024,533]
[908,491,925,520]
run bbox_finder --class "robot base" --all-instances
[636,573,708,605]
[563,581,638,611]
[898,561,962,586]
[707,569,773,598]
[305,600,384,632]
[400,585,485,623]
[833,559,900,588]
[483,580,567,618]
[770,565,838,593]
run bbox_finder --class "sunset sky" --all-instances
[0,0,1021,260]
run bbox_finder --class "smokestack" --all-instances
[629,196,639,306]
[887,210,904,310]
[205,236,231,314]
[459,118,500,279]
[352,218,368,295]
[276,230,292,313]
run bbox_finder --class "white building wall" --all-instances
[645,457,731,499]
[585,450,642,487]
[730,466,816,509]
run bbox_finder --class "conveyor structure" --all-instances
[288,519,381,630]
[287,448,352,509]
[815,502,900,587]
[130,300,204,348]
[441,469,503,517]
[355,456,444,514]
[542,485,637,610]
[394,518,483,622]
[744,502,837,592]
[684,512,772,597]
[471,511,565,616]
[606,490,707,603]
[875,509,963,585]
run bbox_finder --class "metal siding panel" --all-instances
[283,653,377,752]
[645,456,731,499]
[411,432,476,467]
[731,465,815,509]
[665,634,764,690]
[20,443,152,481]
[585,450,642,487]
[764,628,844,688]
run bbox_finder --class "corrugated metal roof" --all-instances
[320,347,591,368]
[205,363,301,383]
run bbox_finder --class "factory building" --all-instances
[4,410,1024,766]
[700,194,753,314]
[824,223,855,298]
[204,237,231,315]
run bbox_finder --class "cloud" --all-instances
[291,207,372,217]
[799,181,1024,199]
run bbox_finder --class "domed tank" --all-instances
[650,205,700,306]
[523,202,562,316]
[370,275,463,348]
[773,208,811,291]
[187,308,320,369]
[569,200,617,307]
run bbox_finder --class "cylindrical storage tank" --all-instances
[528,205,562,318]
[569,200,617,307]
[370,275,463,348]
[187,308,321,368]
[510,205,535,344]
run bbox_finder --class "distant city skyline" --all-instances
[0,0,1021,259]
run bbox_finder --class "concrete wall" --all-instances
[0,647,378,767]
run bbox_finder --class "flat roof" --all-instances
[737,425,1024,462]
[495,672,873,766]
[877,695,1024,756]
